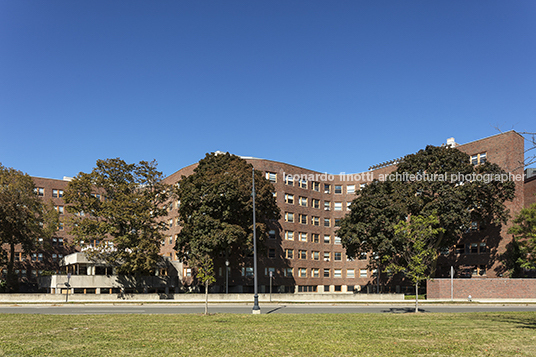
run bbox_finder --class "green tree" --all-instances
[64,158,172,276]
[0,164,58,291]
[338,145,516,279]
[386,214,445,312]
[508,203,536,271]
[174,153,280,289]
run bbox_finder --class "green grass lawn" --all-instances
[0,312,535,356]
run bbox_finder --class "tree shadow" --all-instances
[381,307,428,314]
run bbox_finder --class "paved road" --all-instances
[1,303,536,315]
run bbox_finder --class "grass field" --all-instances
[0,312,535,356]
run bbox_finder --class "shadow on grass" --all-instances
[488,314,536,330]
[381,307,428,314]
[265,306,286,314]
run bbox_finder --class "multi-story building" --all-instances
[2,130,534,294]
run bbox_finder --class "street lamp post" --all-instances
[252,168,260,314]
[225,260,229,294]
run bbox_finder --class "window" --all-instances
[346,202,352,210]
[298,214,307,224]
[479,243,487,253]
[471,152,487,165]
[334,236,341,245]
[323,269,330,277]
[269,230,276,239]
[285,175,294,186]
[52,254,57,261]
[311,268,319,277]
[58,222,64,231]
[324,235,330,244]
[284,268,293,277]
[168,219,173,228]
[323,252,330,261]
[38,253,43,262]
[324,201,331,211]
[324,184,331,194]
[471,221,479,231]
[312,251,320,260]
[324,218,330,227]
[334,285,342,292]
[360,269,368,278]
[334,252,342,261]
[285,212,294,223]
[285,231,294,241]
[55,206,64,214]
[311,216,320,226]
[299,196,307,207]
[299,250,307,259]
[241,267,254,277]
[183,268,192,277]
[334,202,342,211]
[324,285,330,292]
[299,268,307,277]
[299,232,307,242]
[360,183,366,189]
[312,182,320,192]
[52,189,58,198]
[265,267,276,276]
[169,236,173,245]
[312,199,320,209]
[285,249,294,259]
[334,219,341,227]
[334,269,342,278]
[347,269,355,278]
[347,185,355,194]
[285,194,294,204]
[36,188,44,196]
[470,243,478,254]
[334,185,342,194]
[455,244,465,254]
[266,172,277,183]
[311,233,319,243]
[299,179,307,189]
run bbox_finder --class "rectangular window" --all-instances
[299,179,307,189]
[324,235,330,244]
[269,230,276,239]
[265,267,276,276]
[168,219,173,228]
[299,232,307,242]
[471,152,487,165]
[52,189,58,198]
[323,269,330,278]
[169,236,173,245]
[455,244,465,255]
[299,196,307,207]
[334,219,341,227]
[347,269,355,278]
[311,233,319,243]
[285,194,294,204]
[312,268,320,278]
[324,218,330,227]
[38,253,43,262]
[284,268,293,277]
[324,184,331,194]
[311,216,320,226]
[312,199,320,209]
[268,249,276,258]
[285,212,294,223]
[58,222,64,231]
[479,242,487,253]
[37,188,44,196]
[323,252,330,261]
[360,269,367,278]
[347,185,355,194]
[312,182,320,192]
[285,231,294,240]
[55,206,64,214]
[324,201,331,211]
[470,243,478,254]
[334,252,342,261]
[299,250,307,259]
[346,202,352,210]
[334,185,342,194]
[334,236,341,245]
[266,172,277,183]
[312,251,320,260]
[299,268,307,277]
[334,202,342,211]
[299,214,307,224]
[285,249,294,259]
[334,269,342,278]
[285,175,294,186]
[360,183,366,190]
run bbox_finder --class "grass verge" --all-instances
[0,312,535,356]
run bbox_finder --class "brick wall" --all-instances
[427,278,536,299]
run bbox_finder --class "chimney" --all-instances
[446,137,457,147]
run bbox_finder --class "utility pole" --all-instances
[252,168,260,314]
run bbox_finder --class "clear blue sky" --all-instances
[1,1,535,179]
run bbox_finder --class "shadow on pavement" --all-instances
[381,307,427,314]
[265,306,286,314]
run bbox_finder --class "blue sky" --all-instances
[1,1,535,179]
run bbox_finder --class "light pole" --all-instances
[252,168,260,314]
[225,260,229,294]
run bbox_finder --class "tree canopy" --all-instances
[338,145,516,275]
[0,164,58,291]
[508,203,536,271]
[174,153,280,271]
[64,158,172,276]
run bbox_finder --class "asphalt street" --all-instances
[1,303,536,315]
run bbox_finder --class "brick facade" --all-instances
[427,278,536,299]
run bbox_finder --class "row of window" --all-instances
[284,194,351,211]
[284,213,341,227]
[283,249,346,261]
[265,172,365,194]
[455,243,487,255]
[1,269,46,279]
[283,232,342,244]
[183,266,373,279]
[12,252,64,262]
[34,188,65,198]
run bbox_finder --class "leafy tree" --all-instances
[385,213,445,312]
[338,145,516,279]
[508,203,536,271]
[64,158,172,276]
[0,164,58,291]
[174,152,280,288]
[194,254,216,315]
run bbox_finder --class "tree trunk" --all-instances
[204,279,209,315]
[6,243,17,292]
[415,281,419,313]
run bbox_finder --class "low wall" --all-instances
[427,278,536,299]
[0,292,404,303]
